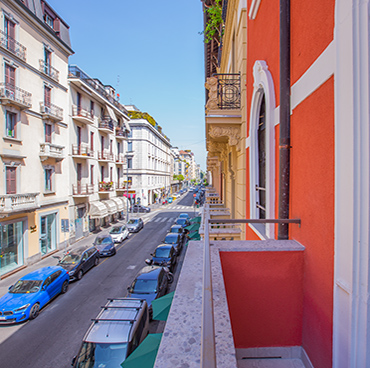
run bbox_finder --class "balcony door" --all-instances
[4,17,15,53]
[40,213,56,255]
[5,64,15,96]
[77,163,82,192]
[44,85,51,108]
[6,166,16,194]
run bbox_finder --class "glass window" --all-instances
[127,158,132,169]
[45,168,53,191]
[127,141,133,151]
[5,111,16,138]
[40,213,56,255]
[44,14,54,28]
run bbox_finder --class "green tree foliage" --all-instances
[203,0,223,44]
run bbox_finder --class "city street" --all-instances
[0,192,197,368]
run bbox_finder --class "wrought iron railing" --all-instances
[0,83,32,108]
[0,30,26,61]
[40,102,63,120]
[116,128,127,138]
[39,60,59,82]
[214,73,241,109]
[72,183,94,195]
[98,118,114,132]
[68,65,129,116]
[72,105,94,121]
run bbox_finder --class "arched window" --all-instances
[257,95,266,219]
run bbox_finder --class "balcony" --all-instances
[40,102,63,122]
[39,60,59,82]
[0,83,32,110]
[72,144,94,158]
[0,30,26,61]
[98,181,114,193]
[39,143,64,161]
[116,181,131,192]
[154,190,305,368]
[97,150,114,162]
[115,153,126,164]
[72,183,94,197]
[0,193,39,214]
[116,127,127,139]
[72,105,94,125]
[98,118,114,133]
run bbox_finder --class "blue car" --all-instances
[150,244,177,272]
[93,234,116,256]
[0,266,69,323]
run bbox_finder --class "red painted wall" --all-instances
[221,251,304,348]
[290,77,335,368]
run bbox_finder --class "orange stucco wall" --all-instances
[290,77,335,368]
[221,251,304,348]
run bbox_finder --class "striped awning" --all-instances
[111,197,124,212]
[102,199,118,215]
[89,201,108,219]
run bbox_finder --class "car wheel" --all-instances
[112,248,117,256]
[167,273,174,284]
[94,257,99,266]
[77,269,83,280]
[61,280,68,294]
[29,303,40,320]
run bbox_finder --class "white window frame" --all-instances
[248,60,276,239]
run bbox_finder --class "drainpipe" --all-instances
[278,0,291,240]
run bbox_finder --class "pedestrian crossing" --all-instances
[169,205,194,210]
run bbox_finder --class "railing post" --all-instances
[201,205,217,368]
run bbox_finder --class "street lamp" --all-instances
[126,154,129,224]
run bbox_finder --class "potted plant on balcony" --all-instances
[99,181,113,191]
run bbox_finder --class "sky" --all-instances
[47,0,207,170]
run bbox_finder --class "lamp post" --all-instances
[126,154,129,224]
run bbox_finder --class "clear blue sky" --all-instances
[47,0,207,170]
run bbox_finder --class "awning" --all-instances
[111,197,124,212]
[189,216,201,223]
[152,291,174,321]
[189,231,201,240]
[102,199,118,215]
[106,105,117,123]
[185,223,200,232]
[120,196,131,211]
[89,201,108,219]
[120,333,162,368]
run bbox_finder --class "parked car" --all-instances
[163,232,183,254]
[0,266,69,323]
[149,244,177,271]
[130,204,151,213]
[109,224,129,243]
[169,224,185,241]
[167,197,173,203]
[178,213,191,220]
[175,217,190,228]
[72,298,149,367]
[127,218,144,232]
[127,265,171,318]
[57,245,99,281]
[93,234,116,257]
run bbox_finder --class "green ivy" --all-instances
[202,0,223,44]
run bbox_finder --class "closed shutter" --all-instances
[5,64,15,93]
[6,167,16,194]
[44,86,51,107]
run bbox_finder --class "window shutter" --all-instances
[6,167,16,194]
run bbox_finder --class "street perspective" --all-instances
[0,0,369,368]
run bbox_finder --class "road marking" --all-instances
[127,265,136,270]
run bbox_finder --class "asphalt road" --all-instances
[0,191,197,368]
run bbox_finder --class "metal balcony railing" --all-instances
[0,83,32,108]
[72,105,94,121]
[98,118,114,132]
[68,65,129,116]
[0,30,26,61]
[213,73,241,110]
[0,193,39,213]
[72,144,93,157]
[40,102,63,121]
[116,128,127,139]
[97,150,114,161]
[39,60,59,82]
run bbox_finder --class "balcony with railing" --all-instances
[72,144,94,158]
[154,188,306,368]
[72,183,94,197]
[39,143,64,161]
[98,117,114,133]
[0,193,39,214]
[98,181,114,193]
[116,127,127,139]
[0,83,32,110]
[68,65,129,117]
[115,153,126,164]
[72,105,94,125]
[39,60,59,82]
[97,150,114,162]
[40,102,63,122]
[0,30,26,61]
[116,180,131,192]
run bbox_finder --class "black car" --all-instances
[163,232,183,254]
[127,218,144,232]
[150,244,177,271]
[130,205,151,213]
[127,265,171,318]
[57,245,99,281]
[93,234,116,257]
[169,224,186,242]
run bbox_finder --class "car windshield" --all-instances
[132,279,158,294]
[59,253,81,265]
[128,219,138,225]
[110,227,124,234]
[9,280,42,294]
[154,247,171,258]
[179,214,188,218]
[75,342,128,368]
[176,219,186,225]
[95,237,111,245]
[170,227,180,233]
[165,235,177,244]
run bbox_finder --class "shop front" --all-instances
[0,219,25,276]
[39,213,57,256]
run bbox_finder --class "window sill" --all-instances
[43,190,56,195]
[3,136,22,144]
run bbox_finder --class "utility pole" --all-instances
[126,154,129,224]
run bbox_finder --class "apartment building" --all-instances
[68,65,131,239]
[0,0,73,276]
[124,105,172,206]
